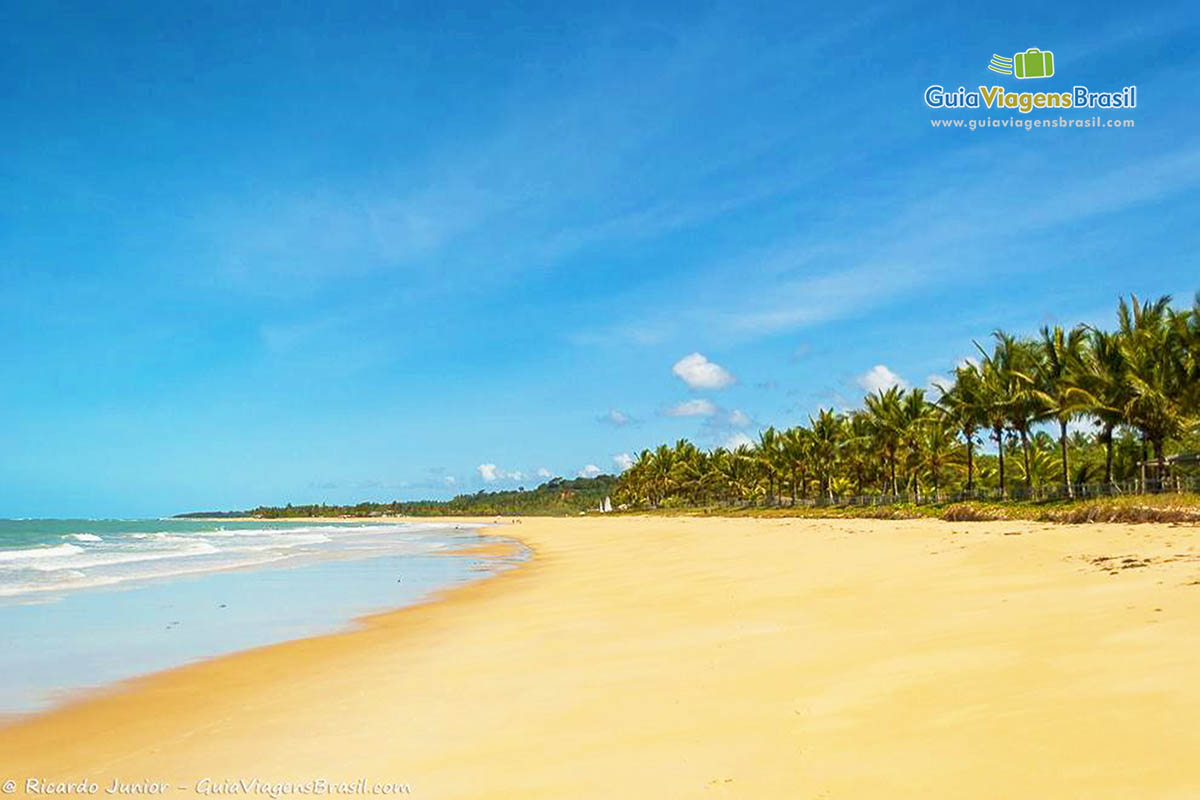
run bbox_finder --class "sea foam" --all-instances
[0,522,473,601]
[0,543,84,562]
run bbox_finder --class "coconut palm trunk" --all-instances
[1019,429,1033,492]
[993,425,1006,498]
[1102,424,1114,485]
[1152,438,1166,492]
[1058,418,1072,498]
[965,436,975,492]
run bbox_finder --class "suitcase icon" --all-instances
[1013,48,1054,79]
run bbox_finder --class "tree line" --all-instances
[615,294,1200,509]
[178,475,618,518]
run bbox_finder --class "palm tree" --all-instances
[756,427,783,506]
[730,444,759,503]
[1174,292,1200,415]
[898,389,932,500]
[1033,325,1096,497]
[991,332,1040,490]
[780,426,812,504]
[921,412,959,501]
[621,449,656,507]
[1082,328,1130,485]
[939,362,985,492]
[704,447,731,503]
[976,344,1015,498]
[1013,432,1061,490]
[669,439,704,504]
[649,444,677,506]
[842,410,877,496]
[864,387,905,495]
[1117,295,1188,480]
[809,408,842,500]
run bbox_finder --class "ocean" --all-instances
[0,518,526,714]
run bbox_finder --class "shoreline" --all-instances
[0,520,536,763]
[0,518,525,717]
[2,515,1198,797]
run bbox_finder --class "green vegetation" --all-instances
[615,293,1200,514]
[176,475,617,519]
[620,493,1200,525]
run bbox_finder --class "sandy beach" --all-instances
[2,515,1198,798]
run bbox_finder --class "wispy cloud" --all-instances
[598,408,634,426]
[570,143,1200,350]
[192,12,867,303]
[663,398,718,417]
[695,405,758,450]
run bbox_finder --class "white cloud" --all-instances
[612,452,634,471]
[578,464,602,478]
[925,373,953,392]
[728,408,751,427]
[537,467,552,478]
[724,432,755,450]
[444,475,456,485]
[598,409,632,426]
[672,353,735,389]
[856,364,908,394]
[478,464,524,483]
[664,398,718,417]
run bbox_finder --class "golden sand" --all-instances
[2,516,1198,798]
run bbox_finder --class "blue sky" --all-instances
[2,1,1198,516]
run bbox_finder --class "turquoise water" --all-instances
[0,519,525,715]
[0,518,492,599]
